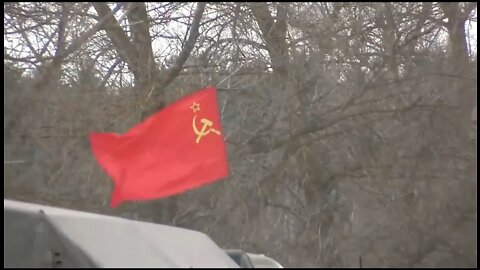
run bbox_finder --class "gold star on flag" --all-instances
[190,102,200,113]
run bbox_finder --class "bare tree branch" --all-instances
[155,2,207,91]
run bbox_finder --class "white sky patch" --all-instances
[466,8,477,58]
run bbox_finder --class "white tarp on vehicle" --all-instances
[4,199,240,268]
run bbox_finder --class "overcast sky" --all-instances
[4,3,478,81]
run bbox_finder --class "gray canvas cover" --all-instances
[4,199,239,268]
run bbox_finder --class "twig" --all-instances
[220,94,229,120]
[216,64,246,87]
[4,160,28,165]
[317,223,322,260]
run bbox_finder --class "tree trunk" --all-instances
[440,3,476,137]
[124,3,160,97]
[439,3,476,184]
[379,3,399,80]
[250,3,290,77]
[249,2,304,119]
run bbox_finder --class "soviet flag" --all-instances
[89,86,229,208]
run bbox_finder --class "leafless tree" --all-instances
[4,2,477,267]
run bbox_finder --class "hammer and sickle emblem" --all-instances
[192,115,221,144]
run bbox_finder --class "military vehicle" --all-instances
[4,199,282,268]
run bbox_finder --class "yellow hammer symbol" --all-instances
[192,115,221,143]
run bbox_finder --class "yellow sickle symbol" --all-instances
[192,115,221,144]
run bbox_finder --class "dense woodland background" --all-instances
[4,2,477,267]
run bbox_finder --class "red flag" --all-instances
[89,86,229,208]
